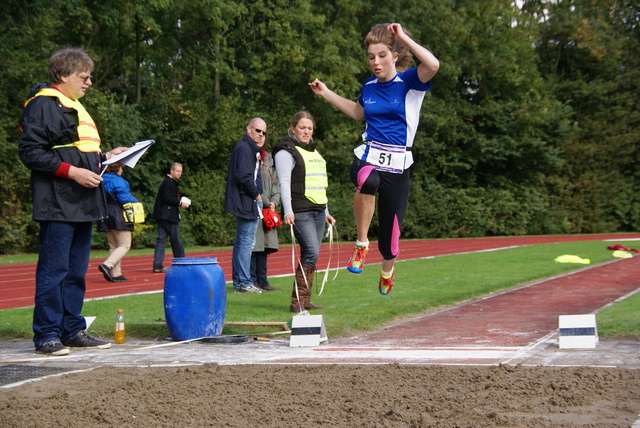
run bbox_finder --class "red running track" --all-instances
[2,233,640,310]
[342,254,640,348]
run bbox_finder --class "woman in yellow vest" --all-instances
[272,111,336,312]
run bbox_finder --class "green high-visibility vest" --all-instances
[295,146,328,204]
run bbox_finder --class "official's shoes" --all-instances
[234,285,263,294]
[62,330,111,349]
[153,267,168,273]
[378,271,395,295]
[36,340,70,356]
[113,275,128,282]
[347,244,368,274]
[99,264,115,282]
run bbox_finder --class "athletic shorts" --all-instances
[350,159,410,260]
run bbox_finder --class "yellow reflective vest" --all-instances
[25,88,101,153]
[295,146,328,204]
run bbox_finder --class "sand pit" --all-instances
[1,363,638,427]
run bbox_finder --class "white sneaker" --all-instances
[234,285,263,294]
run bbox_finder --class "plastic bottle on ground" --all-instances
[114,309,125,344]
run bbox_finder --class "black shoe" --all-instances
[99,264,115,282]
[62,330,111,349]
[153,267,168,273]
[113,275,128,282]
[35,339,70,356]
[259,284,280,291]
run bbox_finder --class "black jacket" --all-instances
[224,133,263,219]
[18,83,107,222]
[105,193,134,231]
[153,175,181,224]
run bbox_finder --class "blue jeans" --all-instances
[153,220,185,270]
[292,210,326,267]
[232,202,262,289]
[33,221,92,348]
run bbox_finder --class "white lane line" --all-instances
[1,367,97,389]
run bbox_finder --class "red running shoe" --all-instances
[347,244,368,274]
[378,271,395,295]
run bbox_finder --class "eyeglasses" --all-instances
[250,126,267,136]
[76,73,93,83]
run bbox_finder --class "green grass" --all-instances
[0,240,638,341]
[597,291,640,339]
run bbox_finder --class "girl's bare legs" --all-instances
[382,258,395,274]
[354,192,375,243]
[347,192,375,274]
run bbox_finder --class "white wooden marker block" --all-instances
[85,316,96,330]
[558,314,598,349]
[289,314,328,347]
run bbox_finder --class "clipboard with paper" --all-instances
[101,139,155,175]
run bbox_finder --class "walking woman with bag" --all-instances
[99,162,139,282]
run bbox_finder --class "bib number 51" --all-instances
[378,152,392,166]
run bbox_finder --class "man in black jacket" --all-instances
[152,162,188,272]
[224,118,265,293]
[18,48,127,355]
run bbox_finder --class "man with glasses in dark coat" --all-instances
[224,118,266,293]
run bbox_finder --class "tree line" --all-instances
[0,0,638,254]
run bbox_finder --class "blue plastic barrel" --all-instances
[164,257,227,340]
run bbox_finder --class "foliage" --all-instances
[0,0,638,253]
[528,0,640,233]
